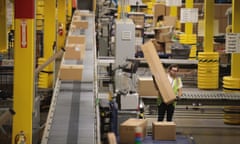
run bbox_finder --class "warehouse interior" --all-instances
[0,0,240,144]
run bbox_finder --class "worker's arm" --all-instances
[178,88,182,98]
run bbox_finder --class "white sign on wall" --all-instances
[166,0,182,7]
[180,8,199,23]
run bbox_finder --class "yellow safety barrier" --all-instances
[179,34,197,44]
[197,52,219,89]
[38,58,49,88]
[189,45,197,59]
[223,76,240,92]
[224,106,240,125]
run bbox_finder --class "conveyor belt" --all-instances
[41,12,97,144]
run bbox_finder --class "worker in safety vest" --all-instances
[154,64,183,121]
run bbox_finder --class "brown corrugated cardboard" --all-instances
[137,77,159,96]
[141,40,176,104]
[64,45,82,60]
[59,65,84,81]
[152,121,176,140]
[119,118,148,144]
[65,44,86,60]
[67,35,86,45]
[72,20,89,29]
[163,16,177,27]
[154,26,172,43]
[165,42,174,54]
[153,3,166,26]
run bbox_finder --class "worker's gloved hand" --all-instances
[175,96,180,101]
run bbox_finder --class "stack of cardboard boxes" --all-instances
[152,3,231,55]
[119,118,176,143]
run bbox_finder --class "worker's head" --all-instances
[167,64,179,77]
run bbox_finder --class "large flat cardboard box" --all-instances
[72,15,81,21]
[137,77,159,96]
[120,118,148,144]
[72,20,88,29]
[64,44,86,60]
[64,45,81,60]
[152,121,176,140]
[141,40,176,103]
[59,65,83,81]
[67,35,86,45]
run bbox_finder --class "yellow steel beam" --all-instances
[0,0,7,53]
[223,0,240,91]
[231,0,240,78]
[12,19,35,144]
[203,0,214,52]
[170,6,177,17]
[12,1,35,143]
[185,0,193,35]
[57,0,67,51]
[67,0,72,19]
[39,0,56,88]
[197,0,219,89]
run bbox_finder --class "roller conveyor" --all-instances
[41,12,97,144]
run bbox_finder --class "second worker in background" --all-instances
[154,64,183,121]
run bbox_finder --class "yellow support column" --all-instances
[57,0,67,51]
[12,0,35,143]
[170,6,180,30]
[223,0,240,91]
[179,0,197,59]
[0,0,7,53]
[38,0,57,89]
[67,0,72,23]
[170,6,177,17]
[198,0,219,89]
[179,0,196,43]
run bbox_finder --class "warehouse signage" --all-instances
[180,8,198,23]
[166,0,182,7]
[20,20,27,48]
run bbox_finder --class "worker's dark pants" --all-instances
[158,102,175,121]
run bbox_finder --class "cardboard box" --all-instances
[152,39,165,52]
[67,35,86,45]
[141,40,176,103]
[59,64,84,81]
[72,20,88,29]
[163,16,177,27]
[152,121,176,140]
[137,77,159,96]
[154,26,172,42]
[64,45,81,60]
[153,3,166,26]
[120,118,148,144]
[64,44,86,60]
[128,12,145,28]
[165,42,174,54]
[72,16,81,21]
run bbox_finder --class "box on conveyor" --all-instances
[119,118,148,144]
[152,121,176,140]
